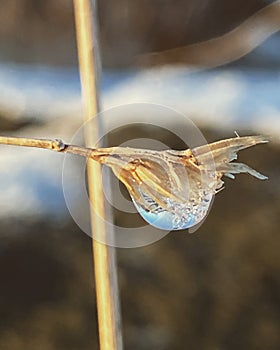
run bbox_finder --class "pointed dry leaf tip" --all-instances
[192,135,268,181]
[220,135,269,180]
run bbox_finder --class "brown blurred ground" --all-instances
[0,127,279,350]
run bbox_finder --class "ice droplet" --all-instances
[131,189,213,231]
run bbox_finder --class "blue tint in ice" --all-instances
[133,200,197,230]
[132,189,213,231]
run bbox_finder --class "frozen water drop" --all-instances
[131,190,213,231]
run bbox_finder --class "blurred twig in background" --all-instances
[137,0,280,69]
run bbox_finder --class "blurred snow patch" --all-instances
[0,146,67,219]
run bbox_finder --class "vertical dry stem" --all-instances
[73,1,123,349]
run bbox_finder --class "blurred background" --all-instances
[0,0,279,349]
